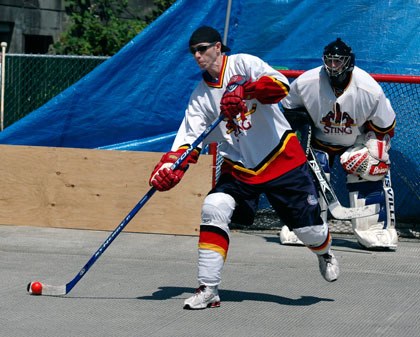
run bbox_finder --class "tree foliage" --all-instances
[145,0,176,24]
[51,0,175,56]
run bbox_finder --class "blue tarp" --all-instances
[0,0,418,220]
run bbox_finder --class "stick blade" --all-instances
[27,281,67,296]
[329,201,379,220]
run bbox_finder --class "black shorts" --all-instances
[210,163,322,229]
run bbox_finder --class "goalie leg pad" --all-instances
[347,174,397,249]
[198,193,236,286]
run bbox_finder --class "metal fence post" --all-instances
[0,42,7,131]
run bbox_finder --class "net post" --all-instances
[1,42,7,131]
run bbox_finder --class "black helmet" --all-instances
[323,38,355,88]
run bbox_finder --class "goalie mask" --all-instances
[323,38,355,88]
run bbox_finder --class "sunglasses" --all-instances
[189,42,217,54]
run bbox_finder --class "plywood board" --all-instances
[0,145,214,235]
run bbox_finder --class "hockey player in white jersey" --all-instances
[149,26,339,310]
[281,38,397,250]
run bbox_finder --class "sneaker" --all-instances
[317,251,339,282]
[183,285,221,310]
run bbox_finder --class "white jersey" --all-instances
[281,66,396,147]
[172,54,307,184]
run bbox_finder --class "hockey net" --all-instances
[211,71,420,236]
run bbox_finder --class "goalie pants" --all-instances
[196,163,332,286]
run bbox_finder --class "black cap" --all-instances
[189,26,230,52]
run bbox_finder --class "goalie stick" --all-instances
[307,144,379,220]
[27,115,225,296]
[283,108,379,220]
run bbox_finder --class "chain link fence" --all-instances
[1,54,109,128]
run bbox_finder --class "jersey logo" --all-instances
[320,103,356,135]
[226,103,257,137]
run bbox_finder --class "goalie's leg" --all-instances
[347,172,397,250]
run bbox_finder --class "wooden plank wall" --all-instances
[0,145,214,235]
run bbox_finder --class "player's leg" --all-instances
[184,175,259,309]
[183,192,233,309]
[266,163,339,282]
[347,172,397,250]
[279,150,329,245]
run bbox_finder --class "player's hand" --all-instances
[149,147,199,191]
[220,75,249,120]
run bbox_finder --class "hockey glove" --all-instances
[340,139,390,181]
[149,147,200,191]
[220,75,250,120]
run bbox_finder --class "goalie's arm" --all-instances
[282,107,314,130]
[281,107,314,155]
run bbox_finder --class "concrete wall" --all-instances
[0,0,156,53]
[0,0,67,52]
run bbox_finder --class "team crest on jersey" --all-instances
[226,103,257,137]
[320,102,356,135]
[307,194,318,206]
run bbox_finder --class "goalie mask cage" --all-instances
[211,71,420,236]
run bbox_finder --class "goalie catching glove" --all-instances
[149,147,200,191]
[340,134,390,181]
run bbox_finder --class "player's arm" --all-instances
[233,54,290,105]
[364,118,396,142]
[244,75,290,104]
[149,93,207,192]
[364,90,396,142]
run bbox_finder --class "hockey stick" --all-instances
[307,145,379,220]
[27,115,225,296]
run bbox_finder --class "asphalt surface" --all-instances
[1,224,419,337]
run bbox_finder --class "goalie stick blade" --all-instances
[328,201,380,220]
[27,281,67,296]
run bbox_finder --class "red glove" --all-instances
[220,75,250,120]
[149,147,200,191]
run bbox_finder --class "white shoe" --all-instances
[317,251,339,282]
[279,226,304,246]
[183,285,221,310]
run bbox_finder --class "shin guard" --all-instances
[197,193,236,286]
[294,222,331,255]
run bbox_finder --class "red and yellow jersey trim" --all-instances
[221,131,307,184]
[203,55,228,88]
[365,119,396,139]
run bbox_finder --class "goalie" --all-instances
[280,38,397,250]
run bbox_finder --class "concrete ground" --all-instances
[0,224,419,337]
